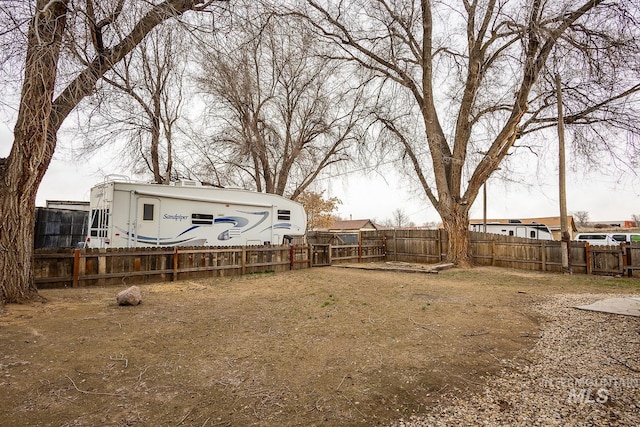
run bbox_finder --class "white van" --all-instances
[610,233,640,244]
[574,233,617,246]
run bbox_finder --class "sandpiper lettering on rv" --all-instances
[163,214,189,221]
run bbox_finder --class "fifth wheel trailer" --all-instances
[469,222,554,240]
[84,180,306,248]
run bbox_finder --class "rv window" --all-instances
[143,204,154,221]
[508,230,514,236]
[89,209,109,238]
[530,230,536,238]
[578,234,606,240]
[91,209,109,228]
[192,213,214,225]
[611,235,626,242]
[91,210,98,228]
[278,209,291,220]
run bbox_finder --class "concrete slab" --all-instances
[575,297,640,317]
[334,261,454,274]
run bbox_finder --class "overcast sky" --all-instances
[329,168,639,225]
[1,123,638,225]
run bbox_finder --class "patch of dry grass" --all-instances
[0,267,638,426]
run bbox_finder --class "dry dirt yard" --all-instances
[1,266,639,426]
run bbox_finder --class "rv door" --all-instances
[135,197,160,246]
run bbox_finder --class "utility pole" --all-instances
[483,183,487,233]
[556,73,572,274]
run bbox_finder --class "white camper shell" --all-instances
[470,222,554,240]
[85,180,306,248]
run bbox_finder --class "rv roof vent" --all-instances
[508,219,522,223]
[175,179,201,187]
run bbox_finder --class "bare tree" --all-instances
[573,211,590,228]
[195,7,367,198]
[299,0,640,265]
[78,23,188,183]
[632,214,640,228]
[384,208,413,228]
[0,0,228,304]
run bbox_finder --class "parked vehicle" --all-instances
[84,179,306,248]
[609,233,640,244]
[469,221,554,240]
[574,233,618,246]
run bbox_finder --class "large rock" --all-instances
[116,286,142,306]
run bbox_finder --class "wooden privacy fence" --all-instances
[306,231,388,265]
[468,232,640,275]
[377,229,448,264]
[622,243,640,277]
[362,229,640,276]
[34,230,640,288]
[34,239,387,288]
[35,245,308,289]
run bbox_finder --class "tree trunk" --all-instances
[150,115,163,183]
[439,204,472,267]
[0,0,68,304]
[165,124,173,182]
[0,157,41,303]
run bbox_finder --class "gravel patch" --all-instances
[393,293,640,426]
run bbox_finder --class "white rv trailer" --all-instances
[469,221,554,240]
[84,180,306,248]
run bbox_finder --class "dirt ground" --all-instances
[1,266,638,426]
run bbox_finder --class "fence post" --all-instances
[585,242,592,275]
[242,247,247,275]
[382,235,388,260]
[620,243,627,277]
[625,243,632,277]
[173,247,179,281]
[569,239,573,274]
[98,248,107,286]
[290,245,294,270]
[394,229,398,262]
[491,237,496,267]
[540,240,546,272]
[72,248,80,288]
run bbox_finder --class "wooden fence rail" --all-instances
[469,233,640,276]
[35,245,302,288]
[34,231,640,288]
[34,240,386,288]
[366,229,640,276]
[623,243,640,277]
